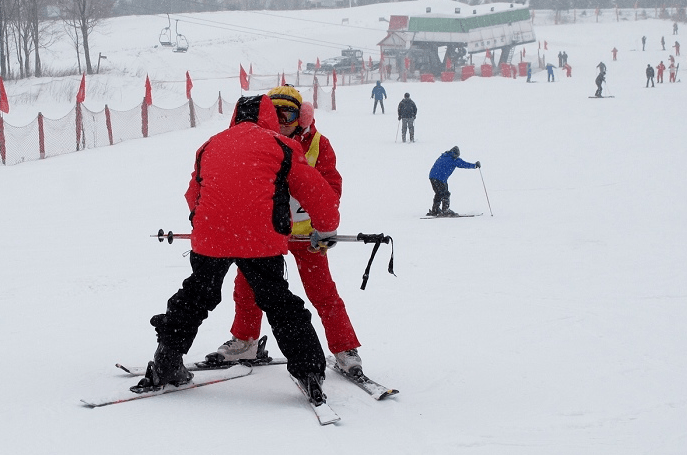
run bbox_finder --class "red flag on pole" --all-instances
[332,69,337,89]
[239,64,250,91]
[298,59,302,71]
[144,75,153,106]
[315,58,321,69]
[185,71,193,99]
[281,72,286,86]
[76,73,86,104]
[0,76,9,113]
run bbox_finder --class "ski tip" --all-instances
[115,363,132,374]
[378,389,400,400]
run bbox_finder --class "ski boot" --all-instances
[298,372,327,406]
[202,335,272,368]
[130,344,193,393]
[334,348,363,376]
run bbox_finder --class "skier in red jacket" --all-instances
[657,61,666,83]
[207,86,364,375]
[134,95,341,404]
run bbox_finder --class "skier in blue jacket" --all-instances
[371,81,387,114]
[427,146,480,217]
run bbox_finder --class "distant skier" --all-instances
[397,93,417,143]
[546,63,555,82]
[597,61,607,74]
[558,51,563,67]
[563,63,572,77]
[656,61,666,83]
[661,36,666,50]
[673,41,680,56]
[611,47,618,61]
[669,62,677,82]
[646,64,655,88]
[562,51,568,65]
[595,71,605,97]
[427,146,480,217]
[526,63,532,82]
[642,36,647,51]
[371,80,387,114]
[674,22,678,35]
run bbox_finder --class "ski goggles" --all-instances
[275,105,299,125]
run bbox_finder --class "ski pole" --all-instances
[395,120,400,142]
[153,230,395,290]
[478,168,494,216]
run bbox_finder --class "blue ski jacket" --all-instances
[429,151,476,182]
[371,82,387,100]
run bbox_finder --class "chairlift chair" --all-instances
[159,14,173,47]
[173,20,189,53]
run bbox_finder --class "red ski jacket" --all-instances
[184,95,340,258]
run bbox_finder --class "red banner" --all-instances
[185,71,193,99]
[0,77,9,113]
[239,65,250,91]
[144,75,152,106]
[76,73,86,104]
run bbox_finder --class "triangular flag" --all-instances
[281,72,286,86]
[239,64,250,91]
[144,75,152,106]
[76,73,86,104]
[315,58,321,69]
[185,71,193,99]
[0,76,9,113]
[298,59,302,71]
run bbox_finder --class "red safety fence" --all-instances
[1,80,339,166]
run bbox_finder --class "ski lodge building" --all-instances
[378,3,536,78]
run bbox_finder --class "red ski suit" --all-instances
[231,121,361,354]
[184,96,340,258]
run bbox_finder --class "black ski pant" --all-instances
[151,252,325,380]
[373,98,385,113]
[430,178,451,212]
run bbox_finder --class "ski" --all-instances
[290,375,340,425]
[588,96,615,98]
[116,335,287,376]
[421,213,483,219]
[81,364,253,408]
[325,356,399,400]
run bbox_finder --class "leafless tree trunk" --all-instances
[58,0,114,75]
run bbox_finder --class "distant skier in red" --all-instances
[611,47,618,61]
[656,61,666,83]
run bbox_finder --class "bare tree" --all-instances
[58,0,113,74]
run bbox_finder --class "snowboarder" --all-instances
[546,63,555,82]
[597,61,607,74]
[656,61,666,83]
[595,71,605,97]
[427,146,480,217]
[133,94,341,404]
[642,36,647,51]
[397,92,417,143]
[371,80,387,114]
[611,47,618,61]
[208,86,364,376]
[646,64,655,88]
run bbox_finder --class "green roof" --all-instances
[408,9,531,33]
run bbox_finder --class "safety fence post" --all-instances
[105,105,113,145]
[38,113,45,159]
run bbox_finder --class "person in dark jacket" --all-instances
[427,146,480,217]
[397,93,417,143]
[371,80,387,114]
[646,64,655,87]
[133,95,341,405]
[595,71,605,97]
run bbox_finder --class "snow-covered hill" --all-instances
[1,2,685,454]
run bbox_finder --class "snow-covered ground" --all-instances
[1,2,685,454]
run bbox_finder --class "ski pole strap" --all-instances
[356,233,395,290]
